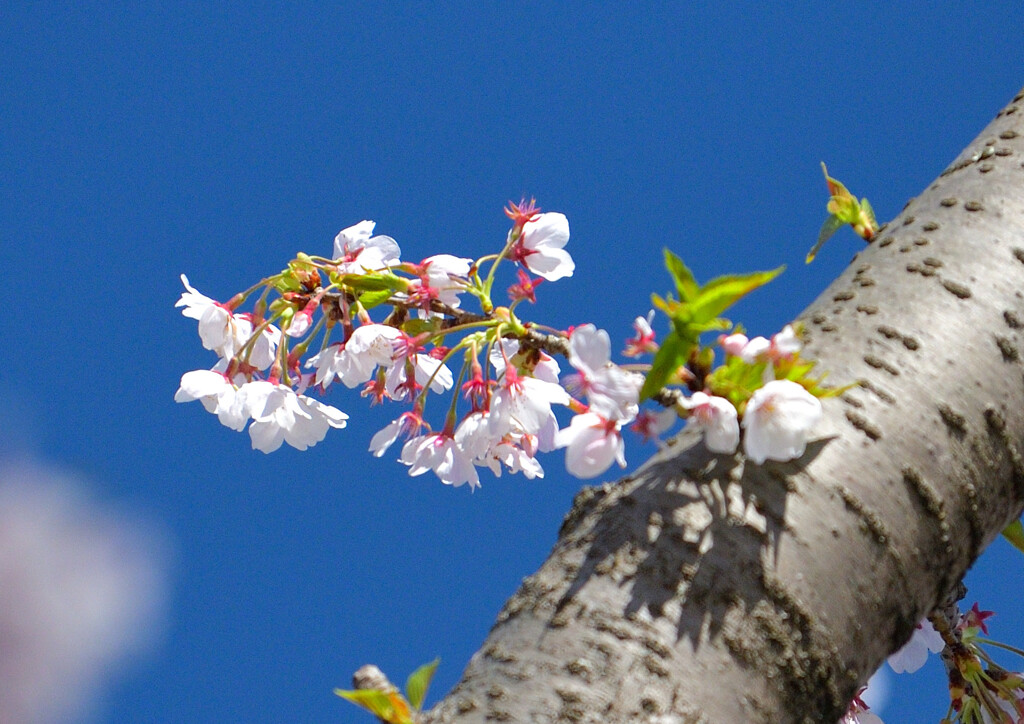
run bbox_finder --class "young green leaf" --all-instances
[687,267,785,326]
[405,658,440,711]
[1002,519,1024,556]
[341,272,408,293]
[359,288,397,310]
[334,688,413,724]
[639,332,690,402]
[663,249,700,302]
[807,214,845,264]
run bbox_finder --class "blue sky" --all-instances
[2,3,1023,722]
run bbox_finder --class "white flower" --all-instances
[564,324,641,421]
[630,408,678,444]
[384,353,454,399]
[174,369,249,431]
[490,339,561,384]
[738,325,801,364]
[772,324,801,357]
[680,392,739,454]
[554,412,626,479]
[243,381,347,453]
[454,411,499,461]
[839,684,885,724]
[285,308,313,338]
[489,367,571,439]
[624,311,657,357]
[484,440,545,480]
[719,332,749,357]
[316,324,403,389]
[419,254,472,308]
[739,335,771,363]
[742,380,822,464]
[243,319,281,370]
[887,618,944,674]
[333,220,401,274]
[176,274,244,358]
[400,433,480,489]
[518,212,574,281]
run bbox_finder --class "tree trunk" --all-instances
[423,86,1024,723]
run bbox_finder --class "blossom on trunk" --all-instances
[742,380,822,463]
[736,324,802,364]
[838,685,884,724]
[679,392,739,454]
[887,617,944,674]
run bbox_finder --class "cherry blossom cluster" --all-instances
[879,601,1024,724]
[678,326,823,464]
[176,200,833,488]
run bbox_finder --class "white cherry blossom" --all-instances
[564,324,641,421]
[368,412,425,458]
[839,684,885,724]
[417,254,472,308]
[176,275,245,358]
[400,433,480,489]
[680,392,739,454]
[243,381,348,453]
[174,369,249,431]
[719,332,749,357]
[490,339,561,384]
[555,412,626,479]
[887,617,944,674]
[242,319,281,370]
[384,353,454,399]
[482,440,544,479]
[333,220,401,274]
[454,411,498,461]
[517,212,574,281]
[285,308,313,338]
[742,380,822,464]
[738,324,801,364]
[315,324,403,389]
[489,366,571,440]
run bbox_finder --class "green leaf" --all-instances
[860,197,877,227]
[401,318,439,337]
[706,355,770,408]
[341,272,407,293]
[807,215,845,263]
[663,249,699,302]
[359,288,395,310]
[688,267,785,325]
[405,658,440,711]
[650,292,679,317]
[334,689,412,724]
[1002,519,1024,556]
[640,332,690,401]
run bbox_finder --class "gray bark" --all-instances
[422,86,1024,723]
